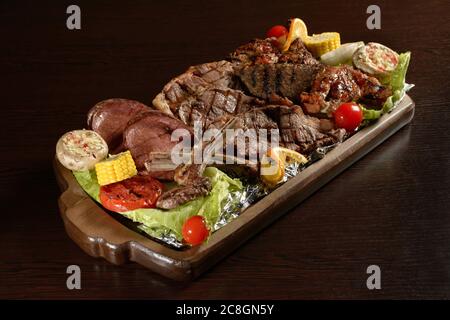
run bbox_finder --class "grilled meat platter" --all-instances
[56,18,412,248]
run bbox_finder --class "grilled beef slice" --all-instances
[231,38,323,103]
[156,164,212,209]
[152,60,235,117]
[277,105,346,153]
[156,179,212,209]
[87,98,150,152]
[153,62,268,129]
[237,63,323,101]
[177,88,267,128]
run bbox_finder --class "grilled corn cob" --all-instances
[95,151,137,186]
[305,32,341,57]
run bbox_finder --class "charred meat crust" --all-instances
[156,178,212,210]
[156,164,212,210]
[237,63,324,101]
[300,65,392,115]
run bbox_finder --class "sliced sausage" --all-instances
[87,98,150,152]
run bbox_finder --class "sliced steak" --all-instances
[237,63,324,101]
[177,88,265,128]
[156,179,212,209]
[156,164,212,209]
[152,60,235,116]
[230,108,279,160]
[188,60,235,88]
[231,38,323,103]
[123,110,193,180]
[87,98,150,152]
[277,105,346,153]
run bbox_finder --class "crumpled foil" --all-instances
[136,144,338,249]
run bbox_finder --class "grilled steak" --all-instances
[87,98,150,152]
[237,63,323,101]
[278,38,319,65]
[277,105,346,153]
[189,60,236,88]
[156,179,211,209]
[153,60,269,129]
[228,108,279,160]
[152,60,235,116]
[230,39,280,66]
[156,164,212,209]
[300,65,392,115]
[123,110,193,180]
[177,88,266,128]
[231,38,323,103]
[230,38,319,67]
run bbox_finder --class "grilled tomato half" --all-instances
[99,175,164,212]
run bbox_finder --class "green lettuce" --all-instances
[362,52,411,120]
[73,170,100,202]
[361,107,382,120]
[73,167,243,241]
[122,167,242,240]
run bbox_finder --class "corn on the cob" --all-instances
[95,151,137,186]
[305,32,341,57]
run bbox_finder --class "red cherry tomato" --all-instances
[266,25,288,39]
[182,215,209,246]
[99,175,163,212]
[334,102,363,132]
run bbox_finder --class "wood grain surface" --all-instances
[0,0,449,299]
[55,96,415,281]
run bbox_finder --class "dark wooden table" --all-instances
[1,0,449,299]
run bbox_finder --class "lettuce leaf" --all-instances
[390,52,411,93]
[73,170,100,202]
[122,167,243,240]
[72,167,243,241]
[362,52,411,120]
[361,106,382,120]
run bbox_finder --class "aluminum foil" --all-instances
[135,144,338,249]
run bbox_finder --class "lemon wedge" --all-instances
[261,149,285,186]
[261,147,308,186]
[282,18,309,52]
[276,147,308,165]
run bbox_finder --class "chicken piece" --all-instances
[300,65,392,115]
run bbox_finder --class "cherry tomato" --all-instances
[99,175,164,212]
[266,25,288,39]
[334,102,363,132]
[182,215,209,246]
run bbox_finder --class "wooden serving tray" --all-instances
[54,95,415,281]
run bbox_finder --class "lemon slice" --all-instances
[275,147,308,165]
[260,147,308,186]
[282,18,309,52]
[260,149,285,186]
